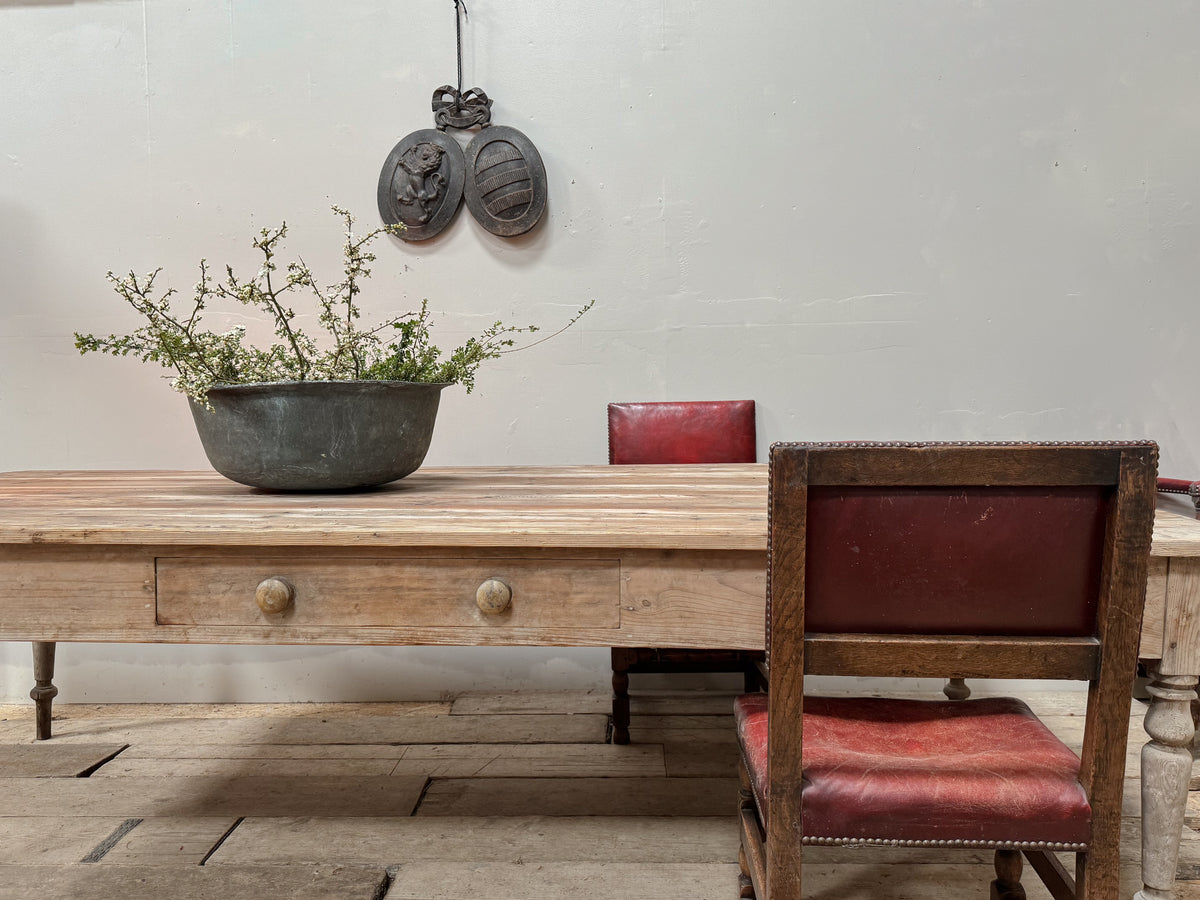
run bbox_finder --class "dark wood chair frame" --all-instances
[738,441,1158,900]
[607,399,763,744]
[612,647,763,744]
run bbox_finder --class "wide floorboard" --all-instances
[0,689,1197,899]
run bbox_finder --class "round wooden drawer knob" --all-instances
[255,576,295,615]
[476,578,512,614]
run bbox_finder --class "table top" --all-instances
[0,466,768,550]
[0,467,1197,556]
[1149,493,1200,557]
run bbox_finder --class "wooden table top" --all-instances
[1149,494,1200,558]
[0,466,768,550]
[1,467,1197,556]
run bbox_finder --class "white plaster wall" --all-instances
[1,0,1197,702]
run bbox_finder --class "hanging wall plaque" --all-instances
[463,125,547,237]
[377,128,465,242]
[376,0,547,242]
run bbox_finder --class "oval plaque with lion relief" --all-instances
[377,129,465,242]
[463,125,547,237]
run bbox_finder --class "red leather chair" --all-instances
[736,441,1158,900]
[608,400,757,465]
[607,400,762,744]
[1158,476,1200,510]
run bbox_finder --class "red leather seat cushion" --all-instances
[734,694,1091,845]
[608,400,756,464]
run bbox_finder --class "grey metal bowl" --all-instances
[189,380,448,491]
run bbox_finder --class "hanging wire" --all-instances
[454,0,468,97]
[432,0,490,130]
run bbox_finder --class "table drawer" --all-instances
[156,557,619,628]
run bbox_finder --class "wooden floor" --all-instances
[0,689,1198,899]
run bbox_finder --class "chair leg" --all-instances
[610,648,632,744]
[737,845,756,898]
[944,677,971,700]
[738,757,767,898]
[743,656,768,693]
[990,848,1027,900]
[742,667,758,694]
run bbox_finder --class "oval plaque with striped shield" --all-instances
[463,125,547,237]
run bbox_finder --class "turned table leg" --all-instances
[1135,669,1197,900]
[30,641,58,741]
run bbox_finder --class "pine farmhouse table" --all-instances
[0,466,1198,900]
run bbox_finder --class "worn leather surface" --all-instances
[607,400,756,464]
[804,486,1108,636]
[733,693,1090,844]
[1158,477,1200,509]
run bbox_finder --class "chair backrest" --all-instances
[1158,476,1200,509]
[805,483,1108,637]
[607,400,756,464]
[762,441,1157,896]
[767,441,1157,683]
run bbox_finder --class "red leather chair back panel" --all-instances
[804,485,1109,637]
[607,400,756,464]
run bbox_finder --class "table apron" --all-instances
[0,545,768,650]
